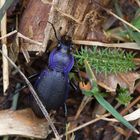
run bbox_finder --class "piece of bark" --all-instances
[95,72,140,93]
[0,108,49,139]
[19,0,105,52]
[19,0,51,51]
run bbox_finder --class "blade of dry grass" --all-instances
[73,40,140,50]
[17,32,42,46]
[0,30,17,40]
[0,0,9,95]
[61,113,110,138]
[135,0,140,7]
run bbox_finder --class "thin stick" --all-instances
[0,30,17,40]
[135,0,140,7]
[73,40,140,50]
[94,1,140,33]
[2,44,9,94]
[61,113,110,138]
[74,96,93,120]
[0,0,9,95]
[108,11,140,33]
[7,31,140,51]
[0,30,42,46]
[17,32,42,46]
[0,49,61,140]
[120,95,140,116]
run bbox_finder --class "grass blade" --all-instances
[84,60,139,134]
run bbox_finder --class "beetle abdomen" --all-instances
[35,70,69,110]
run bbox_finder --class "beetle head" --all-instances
[58,35,72,53]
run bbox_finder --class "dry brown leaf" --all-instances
[0,108,49,139]
[95,72,140,93]
[79,71,140,93]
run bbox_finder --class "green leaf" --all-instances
[74,47,135,74]
[131,8,140,29]
[131,16,140,29]
[84,60,138,134]
[0,0,14,21]
[82,90,93,96]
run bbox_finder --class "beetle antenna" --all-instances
[47,21,60,42]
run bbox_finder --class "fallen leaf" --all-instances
[95,72,140,93]
[80,71,140,93]
[0,108,49,139]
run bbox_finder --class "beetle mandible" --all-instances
[30,23,74,117]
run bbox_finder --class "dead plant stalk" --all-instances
[0,0,9,95]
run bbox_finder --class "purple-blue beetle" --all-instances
[30,36,74,116]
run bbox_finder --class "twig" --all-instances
[2,44,9,94]
[0,49,61,140]
[73,40,140,50]
[94,0,140,33]
[61,113,110,138]
[0,0,9,95]
[0,30,17,40]
[3,31,140,52]
[17,32,42,46]
[1,1,9,140]
[0,30,42,46]
[120,95,140,116]
[108,11,140,33]
[135,0,140,7]
[74,96,93,120]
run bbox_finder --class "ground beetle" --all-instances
[30,23,74,117]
